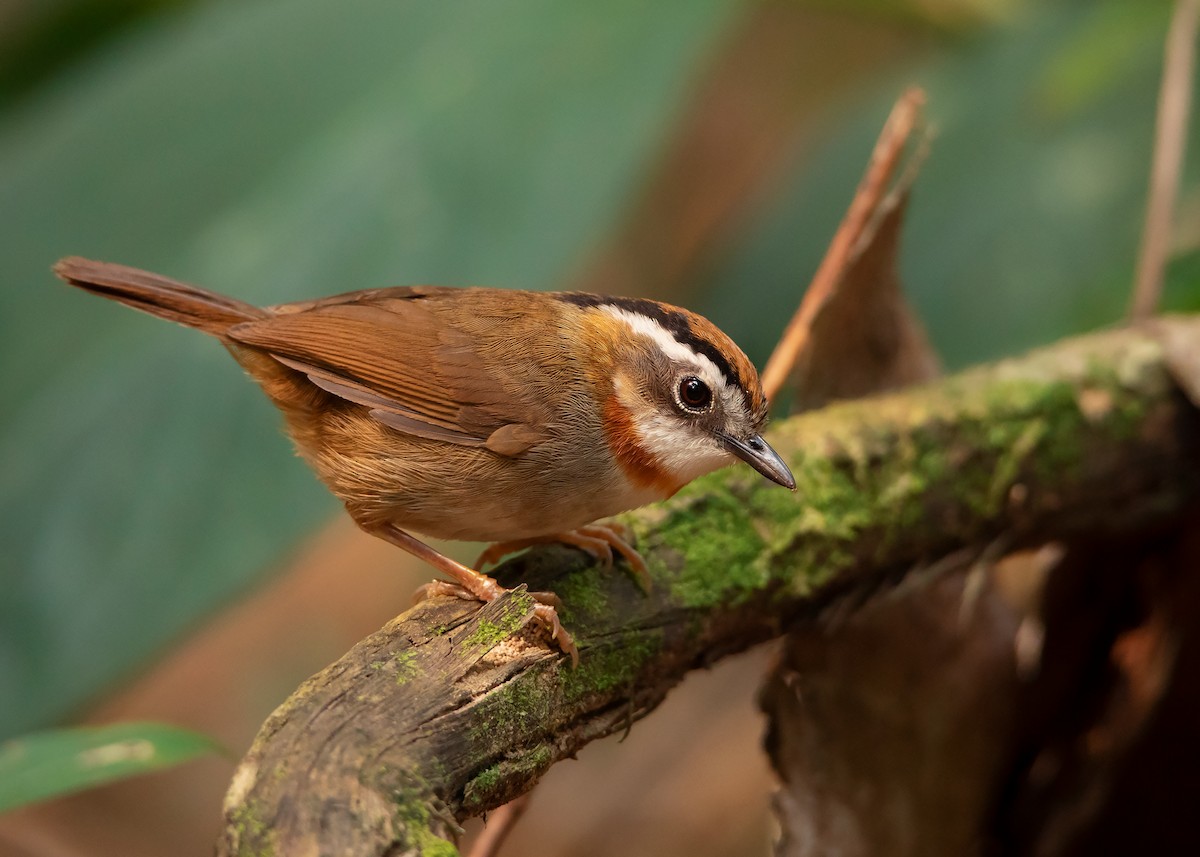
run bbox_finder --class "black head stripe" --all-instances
[557,292,745,392]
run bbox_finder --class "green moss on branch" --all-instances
[219,320,1200,857]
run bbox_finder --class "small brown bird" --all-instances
[55,257,794,662]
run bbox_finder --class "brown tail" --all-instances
[53,256,267,336]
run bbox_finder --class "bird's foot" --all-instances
[476,521,650,593]
[369,522,577,664]
[412,578,576,666]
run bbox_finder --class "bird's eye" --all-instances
[677,376,712,411]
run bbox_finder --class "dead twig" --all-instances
[760,87,926,402]
[465,794,532,857]
[1131,0,1200,320]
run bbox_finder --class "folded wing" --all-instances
[228,289,548,456]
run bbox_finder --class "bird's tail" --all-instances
[53,256,267,336]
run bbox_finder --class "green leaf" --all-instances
[0,0,738,738]
[0,722,221,812]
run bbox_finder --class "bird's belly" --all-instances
[314,429,666,543]
[452,483,664,541]
[392,475,662,543]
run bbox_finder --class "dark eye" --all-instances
[677,376,712,411]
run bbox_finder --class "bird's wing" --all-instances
[227,288,548,456]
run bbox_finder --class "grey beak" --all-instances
[721,433,796,491]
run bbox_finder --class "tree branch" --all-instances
[217,319,1200,857]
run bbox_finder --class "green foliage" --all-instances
[0,721,220,812]
[0,0,738,738]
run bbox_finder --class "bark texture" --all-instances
[217,318,1200,857]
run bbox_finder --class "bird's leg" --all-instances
[476,521,651,593]
[365,522,577,664]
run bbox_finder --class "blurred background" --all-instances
[0,0,1195,854]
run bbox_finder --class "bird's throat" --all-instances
[602,393,684,499]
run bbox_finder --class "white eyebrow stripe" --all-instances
[600,305,726,385]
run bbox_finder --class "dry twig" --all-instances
[464,795,531,857]
[1131,0,1200,319]
[760,87,927,402]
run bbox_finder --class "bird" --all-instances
[54,257,795,663]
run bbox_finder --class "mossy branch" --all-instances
[217,319,1200,857]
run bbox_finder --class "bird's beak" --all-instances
[720,433,796,491]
